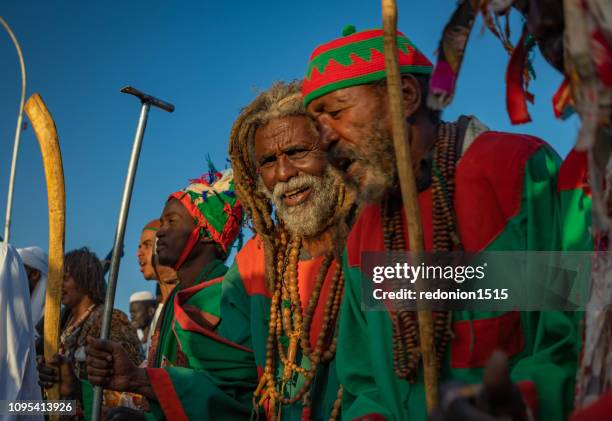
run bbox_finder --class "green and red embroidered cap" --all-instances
[302,25,433,107]
[168,166,243,270]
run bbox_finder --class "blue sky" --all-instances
[0,0,579,313]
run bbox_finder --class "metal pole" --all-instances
[1,16,27,243]
[90,102,150,421]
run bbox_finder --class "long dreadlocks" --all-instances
[229,81,307,291]
[229,81,356,292]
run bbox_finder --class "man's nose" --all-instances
[275,155,298,182]
[318,120,340,151]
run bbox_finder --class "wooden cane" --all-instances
[24,93,66,408]
[381,0,439,412]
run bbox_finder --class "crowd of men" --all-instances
[2,1,611,420]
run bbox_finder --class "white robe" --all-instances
[16,246,48,336]
[0,243,43,420]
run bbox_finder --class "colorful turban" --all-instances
[302,26,433,107]
[168,165,243,270]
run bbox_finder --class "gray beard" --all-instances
[257,166,342,237]
[350,122,396,205]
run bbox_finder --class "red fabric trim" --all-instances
[516,380,539,415]
[173,226,200,271]
[558,149,591,196]
[346,191,434,267]
[146,368,189,421]
[346,204,384,267]
[173,278,254,353]
[455,132,544,251]
[505,27,532,125]
[571,392,612,421]
[451,311,525,369]
[235,237,271,298]
[297,257,339,346]
[352,414,387,421]
[182,304,220,329]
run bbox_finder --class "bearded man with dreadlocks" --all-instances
[84,168,248,420]
[217,80,356,421]
[304,27,593,421]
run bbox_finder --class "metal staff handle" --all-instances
[1,16,27,243]
[91,86,174,421]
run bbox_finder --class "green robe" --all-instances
[140,238,343,420]
[337,131,592,421]
[145,259,257,420]
[219,237,342,420]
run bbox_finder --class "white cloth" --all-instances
[16,246,48,333]
[0,243,43,420]
[145,303,164,357]
[136,328,145,342]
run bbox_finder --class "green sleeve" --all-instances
[505,147,591,420]
[218,263,253,348]
[81,379,93,420]
[146,367,254,421]
[511,312,580,420]
[146,262,260,420]
[336,254,393,420]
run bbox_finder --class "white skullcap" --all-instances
[16,246,48,275]
[130,290,156,303]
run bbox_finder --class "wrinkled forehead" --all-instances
[252,115,319,154]
[307,84,380,115]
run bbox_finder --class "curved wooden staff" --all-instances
[24,93,66,404]
[381,0,438,412]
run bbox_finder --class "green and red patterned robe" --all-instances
[141,242,342,420]
[144,259,258,421]
[219,237,342,420]
[337,130,592,421]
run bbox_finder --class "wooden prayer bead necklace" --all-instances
[384,121,462,382]
[254,230,344,421]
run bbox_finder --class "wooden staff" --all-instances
[381,0,439,412]
[24,93,66,407]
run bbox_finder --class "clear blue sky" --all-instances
[0,0,579,313]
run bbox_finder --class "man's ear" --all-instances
[400,75,422,120]
[32,269,41,283]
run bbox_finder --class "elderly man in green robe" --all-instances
[85,81,357,421]
[303,26,592,421]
